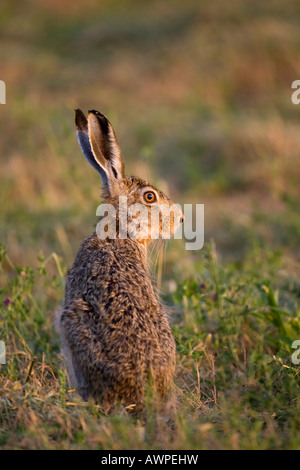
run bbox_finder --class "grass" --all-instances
[1,0,300,450]
[0,241,299,449]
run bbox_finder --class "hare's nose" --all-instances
[180,216,184,224]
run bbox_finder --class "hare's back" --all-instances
[64,233,163,325]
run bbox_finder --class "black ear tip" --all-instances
[75,109,88,132]
[89,109,102,115]
[88,109,107,119]
[88,109,109,132]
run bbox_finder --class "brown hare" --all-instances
[55,109,183,415]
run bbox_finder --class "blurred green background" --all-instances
[1,0,300,284]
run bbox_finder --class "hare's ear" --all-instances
[75,109,109,189]
[87,110,126,194]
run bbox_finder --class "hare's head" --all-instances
[75,109,183,245]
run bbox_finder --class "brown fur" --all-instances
[55,109,183,415]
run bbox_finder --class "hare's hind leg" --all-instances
[55,309,89,400]
[62,342,89,400]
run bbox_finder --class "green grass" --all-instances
[0,241,299,449]
[1,0,300,449]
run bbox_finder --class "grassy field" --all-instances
[1,0,300,449]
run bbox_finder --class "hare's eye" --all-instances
[143,191,156,203]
